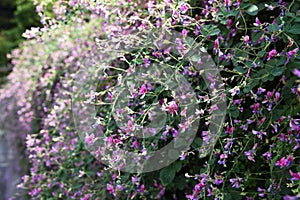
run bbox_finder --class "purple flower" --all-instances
[163,47,172,54]
[257,87,266,94]
[143,58,151,67]
[265,4,274,10]
[218,153,227,165]
[245,143,258,161]
[290,119,300,131]
[182,29,188,37]
[224,139,234,150]
[244,151,255,162]
[284,195,300,200]
[292,69,300,78]
[252,130,267,139]
[257,187,266,197]
[229,178,243,188]
[263,152,272,160]
[286,48,298,64]
[202,131,210,143]
[214,178,223,185]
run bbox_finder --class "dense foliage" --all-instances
[0,0,299,199]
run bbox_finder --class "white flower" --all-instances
[229,86,240,96]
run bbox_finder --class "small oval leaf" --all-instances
[246,5,258,16]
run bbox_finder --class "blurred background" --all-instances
[0,0,40,85]
[0,0,39,199]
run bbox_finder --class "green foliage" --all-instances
[0,0,40,85]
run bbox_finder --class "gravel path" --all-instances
[0,130,23,200]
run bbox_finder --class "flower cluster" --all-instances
[0,0,299,199]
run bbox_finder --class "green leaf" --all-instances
[286,24,300,34]
[270,67,284,76]
[295,16,300,22]
[209,28,220,36]
[234,66,246,73]
[286,12,296,19]
[160,167,176,186]
[172,161,182,172]
[258,50,265,57]
[243,79,259,93]
[200,24,219,37]
[268,24,280,33]
[191,137,203,148]
[266,74,275,81]
[245,5,258,16]
[228,106,239,118]
[286,61,300,75]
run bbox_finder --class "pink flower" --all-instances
[275,156,293,168]
[226,19,233,29]
[253,17,261,26]
[180,3,189,14]
[79,170,84,178]
[23,27,40,39]
[244,35,250,44]
[85,133,95,146]
[107,183,114,194]
[139,84,147,95]
[287,48,298,58]
[289,170,300,181]
[180,107,187,116]
[167,100,178,115]
[225,125,235,134]
[132,139,139,149]
[225,0,231,6]
[182,29,188,37]
[251,102,260,113]
[275,92,280,102]
[267,49,277,61]
[213,39,219,54]
[172,10,179,19]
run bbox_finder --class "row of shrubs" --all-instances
[0,0,299,199]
